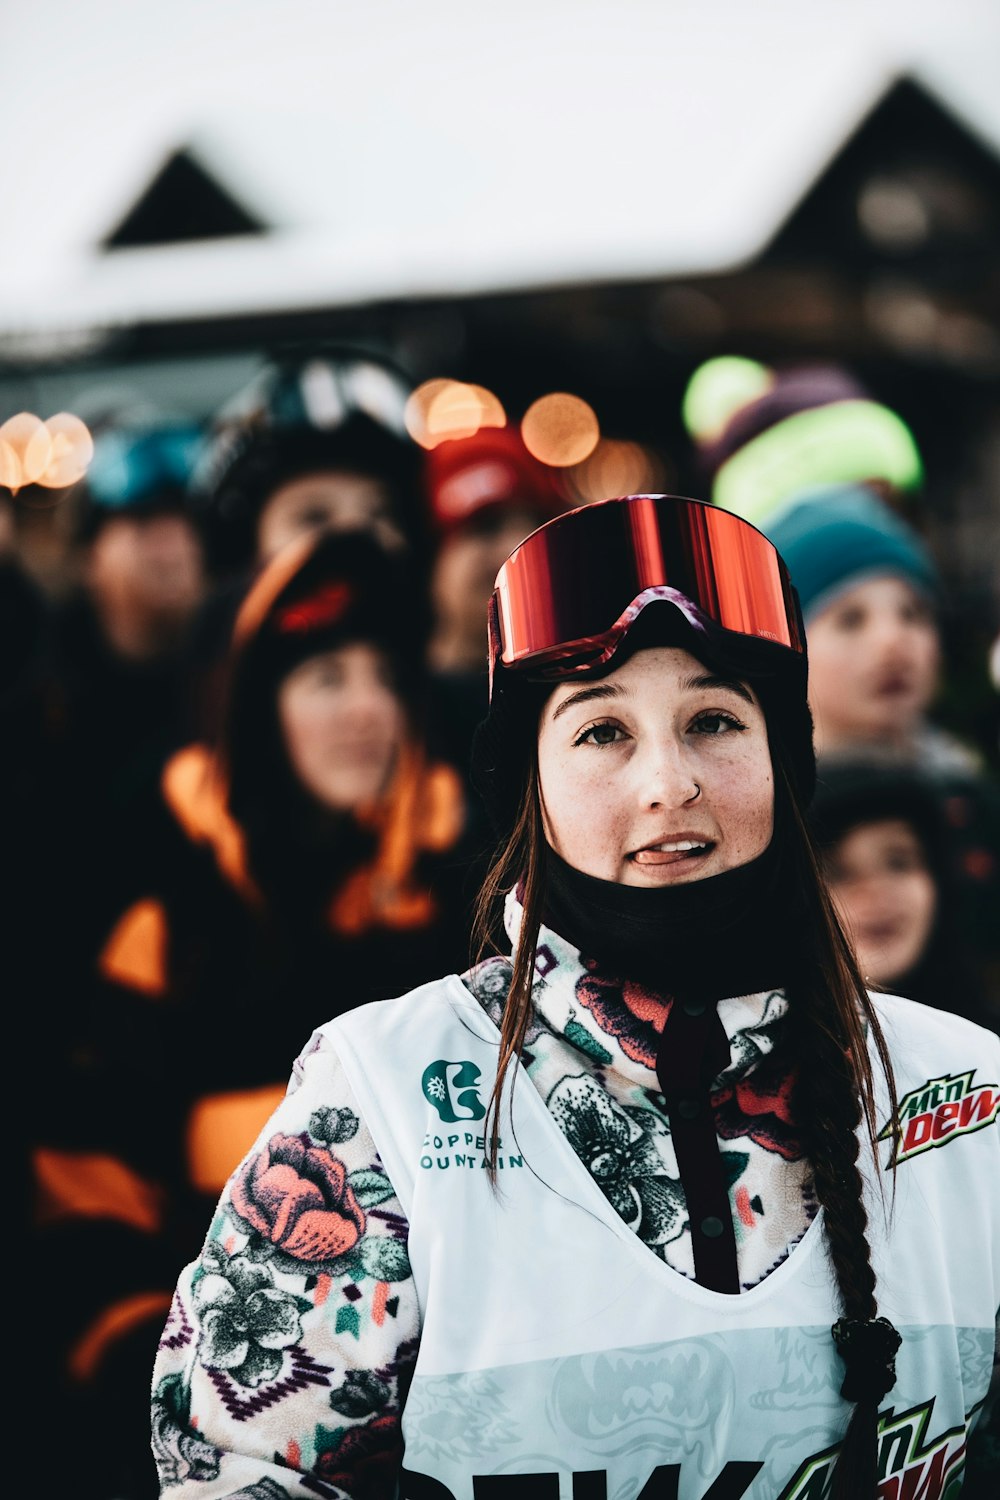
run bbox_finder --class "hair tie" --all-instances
[832,1316,901,1405]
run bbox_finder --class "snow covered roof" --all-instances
[1,0,997,345]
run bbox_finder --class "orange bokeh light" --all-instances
[405,379,454,449]
[0,411,94,494]
[564,438,665,505]
[404,379,507,450]
[35,413,95,488]
[0,413,52,492]
[461,384,506,430]
[521,393,599,467]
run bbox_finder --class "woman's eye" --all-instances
[885,849,924,875]
[691,712,745,735]
[900,600,933,627]
[298,508,335,530]
[574,721,625,747]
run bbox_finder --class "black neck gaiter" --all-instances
[543,835,808,1295]
[542,836,801,1003]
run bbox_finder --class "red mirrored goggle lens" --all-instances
[493,494,803,674]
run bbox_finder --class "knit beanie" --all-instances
[682,355,924,530]
[765,484,939,622]
[809,759,949,872]
[230,526,428,695]
[75,421,203,543]
[422,425,568,536]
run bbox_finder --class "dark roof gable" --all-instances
[101,147,267,250]
[765,76,1000,272]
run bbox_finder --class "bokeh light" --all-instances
[564,438,670,505]
[681,356,772,443]
[521,393,599,467]
[0,411,94,493]
[0,413,53,492]
[463,385,506,429]
[404,379,506,450]
[35,413,95,488]
[404,379,452,448]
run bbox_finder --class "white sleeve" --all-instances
[151,1031,420,1497]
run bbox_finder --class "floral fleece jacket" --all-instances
[151,894,814,1498]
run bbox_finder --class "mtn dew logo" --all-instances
[880,1070,999,1165]
[421,1059,487,1123]
[780,1398,971,1500]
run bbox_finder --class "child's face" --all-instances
[86,513,205,643]
[805,576,940,750]
[824,817,937,988]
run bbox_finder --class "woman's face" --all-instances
[430,504,547,670]
[806,576,940,751]
[536,646,774,886]
[256,470,405,562]
[277,642,406,812]
[823,818,937,987]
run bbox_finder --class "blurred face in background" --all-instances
[256,470,405,561]
[277,641,406,811]
[823,817,937,987]
[429,502,548,672]
[806,575,940,751]
[86,512,205,659]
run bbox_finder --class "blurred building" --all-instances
[2,68,997,754]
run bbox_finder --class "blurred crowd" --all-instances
[4,342,998,1499]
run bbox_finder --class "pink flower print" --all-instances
[230,1132,365,1269]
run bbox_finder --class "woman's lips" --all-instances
[857,920,904,943]
[630,839,714,866]
[331,741,391,763]
[873,674,916,699]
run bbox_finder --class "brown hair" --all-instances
[470,735,898,1499]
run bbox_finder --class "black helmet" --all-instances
[189,342,423,573]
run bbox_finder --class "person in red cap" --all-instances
[424,425,568,674]
[421,425,569,831]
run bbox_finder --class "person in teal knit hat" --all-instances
[765,485,949,766]
[768,484,999,1007]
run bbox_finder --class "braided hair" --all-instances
[470,683,899,1499]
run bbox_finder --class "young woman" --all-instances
[150,495,999,1500]
[32,528,473,1500]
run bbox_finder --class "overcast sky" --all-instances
[1,0,998,320]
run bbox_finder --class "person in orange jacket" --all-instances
[30,527,477,1500]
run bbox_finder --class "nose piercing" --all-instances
[687,782,702,802]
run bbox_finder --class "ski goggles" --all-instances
[489,493,803,694]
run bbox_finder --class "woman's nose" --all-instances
[341,680,386,726]
[870,610,916,659]
[636,741,701,808]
